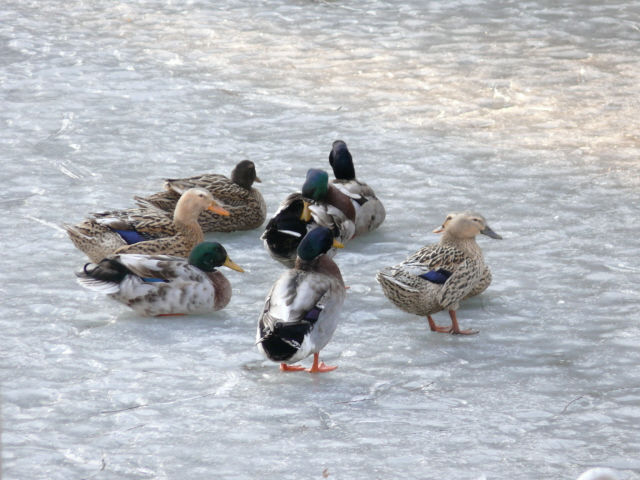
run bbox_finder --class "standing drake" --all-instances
[76,242,244,316]
[376,211,502,335]
[64,188,228,264]
[139,160,266,232]
[261,168,355,268]
[257,227,346,373]
[329,140,386,237]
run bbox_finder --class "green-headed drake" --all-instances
[76,241,244,316]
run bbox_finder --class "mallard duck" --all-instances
[76,242,244,316]
[328,140,386,237]
[376,211,502,335]
[256,226,346,372]
[138,160,266,232]
[261,168,355,268]
[64,188,229,264]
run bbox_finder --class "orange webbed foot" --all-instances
[305,353,337,373]
[280,363,306,372]
[307,362,338,373]
[451,328,479,335]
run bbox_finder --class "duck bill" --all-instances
[481,226,502,239]
[300,201,312,222]
[332,239,345,249]
[432,225,446,233]
[223,256,244,272]
[208,203,230,216]
[254,176,262,183]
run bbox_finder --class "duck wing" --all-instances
[257,270,334,350]
[92,205,178,236]
[115,254,195,281]
[433,256,482,309]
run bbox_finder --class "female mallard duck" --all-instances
[256,226,346,372]
[328,140,386,237]
[76,242,244,316]
[64,188,229,264]
[376,211,502,335]
[261,168,355,268]
[138,160,266,233]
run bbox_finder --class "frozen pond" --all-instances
[2,0,640,479]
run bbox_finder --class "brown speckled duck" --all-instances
[64,188,228,264]
[376,211,502,335]
[138,160,266,233]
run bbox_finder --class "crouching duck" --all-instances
[256,227,346,372]
[76,242,244,316]
[328,140,386,237]
[64,188,229,263]
[139,160,267,232]
[261,168,355,268]
[376,211,502,334]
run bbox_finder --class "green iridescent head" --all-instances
[301,169,329,201]
[297,227,344,262]
[189,242,244,273]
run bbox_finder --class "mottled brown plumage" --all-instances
[139,160,266,232]
[64,188,227,263]
[376,211,501,334]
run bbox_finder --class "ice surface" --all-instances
[2,0,640,479]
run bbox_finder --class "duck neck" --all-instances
[324,184,356,222]
[441,234,483,260]
[173,200,204,235]
[231,169,252,190]
[206,270,232,310]
[295,255,345,286]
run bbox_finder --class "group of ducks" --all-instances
[65,140,502,372]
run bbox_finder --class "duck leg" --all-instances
[427,312,478,335]
[427,315,455,333]
[280,363,306,371]
[448,310,478,335]
[306,352,337,373]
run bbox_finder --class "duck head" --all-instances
[176,188,230,219]
[437,211,502,240]
[231,160,261,190]
[328,140,356,181]
[300,169,330,222]
[297,226,344,262]
[189,242,244,272]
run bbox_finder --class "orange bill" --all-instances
[208,202,230,216]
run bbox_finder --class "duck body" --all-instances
[376,211,501,334]
[260,192,310,266]
[261,169,355,268]
[140,160,266,233]
[257,227,346,372]
[76,242,244,316]
[64,188,228,264]
[329,140,386,237]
